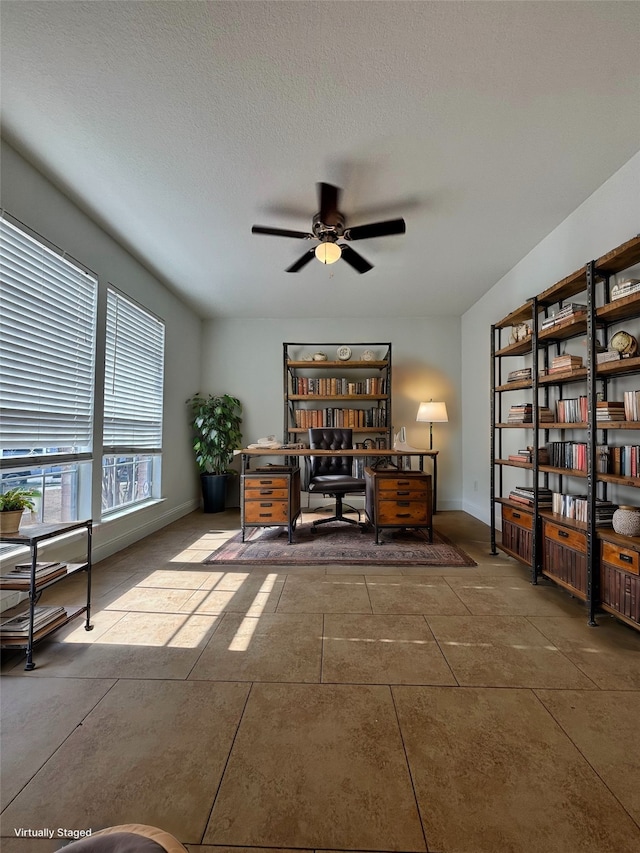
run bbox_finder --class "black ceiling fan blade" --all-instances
[317,182,340,225]
[286,249,316,273]
[252,225,313,239]
[340,245,373,274]
[344,218,406,241]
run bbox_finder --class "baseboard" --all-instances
[92,498,199,563]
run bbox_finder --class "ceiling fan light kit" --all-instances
[251,182,406,274]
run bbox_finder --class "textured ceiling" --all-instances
[1,1,639,319]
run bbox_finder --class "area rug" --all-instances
[205,522,476,567]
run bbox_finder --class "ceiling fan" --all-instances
[251,182,406,273]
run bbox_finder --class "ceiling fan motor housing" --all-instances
[312,211,345,241]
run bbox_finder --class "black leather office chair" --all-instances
[307,428,366,530]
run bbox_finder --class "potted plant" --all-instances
[0,486,40,535]
[186,393,243,513]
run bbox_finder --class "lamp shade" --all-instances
[315,242,342,265]
[416,401,448,423]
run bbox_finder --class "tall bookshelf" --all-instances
[491,234,640,630]
[283,342,392,449]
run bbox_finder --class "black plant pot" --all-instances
[200,473,227,513]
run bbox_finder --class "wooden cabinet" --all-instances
[283,342,392,448]
[541,516,587,598]
[0,520,92,670]
[364,467,432,544]
[241,467,301,543]
[499,502,534,565]
[599,532,640,627]
[491,233,640,629]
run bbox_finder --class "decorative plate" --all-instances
[361,349,376,361]
[336,345,352,361]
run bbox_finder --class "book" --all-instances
[0,605,66,637]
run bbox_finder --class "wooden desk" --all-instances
[240,448,439,512]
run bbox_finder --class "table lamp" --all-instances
[416,400,448,449]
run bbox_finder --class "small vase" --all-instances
[612,506,640,537]
[0,510,24,536]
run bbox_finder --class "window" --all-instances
[102,286,164,514]
[0,212,97,524]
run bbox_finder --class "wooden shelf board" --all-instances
[539,369,587,385]
[288,394,388,401]
[597,355,640,377]
[495,340,532,357]
[595,234,640,275]
[538,316,588,342]
[494,301,534,330]
[287,360,387,369]
[537,267,587,307]
[495,380,532,392]
[597,292,640,322]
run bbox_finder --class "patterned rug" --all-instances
[205,521,476,567]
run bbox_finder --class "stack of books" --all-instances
[611,279,640,301]
[508,404,532,423]
[541,303,587,330]
[623,390,640,422]
[0,561,68,590]
[507,367,532,383]
[508,447,550,464]
[0,605,67,644]
[549,354,583,372]
[596,401,626,422]
[596,350,622,364]
[509,486,552,508]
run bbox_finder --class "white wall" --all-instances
[201,317,462,511]
[461,150,640,524]
[1,141,204,562]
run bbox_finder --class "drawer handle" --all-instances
[259,489,274,495]
[558,530,569,538]
[398,501,410,507]
[619,553,633,563]
[397,480,410,485]
[513,512,521,519]
[397,490,410,496]
[259,479,273,485]
[396,513,411,518]
[259,502,273,507]
[259,513,273,518]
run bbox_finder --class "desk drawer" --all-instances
[244,501,289,523]
[601,541,640,575]
[377,501,429,525]
[544,522,586,552]
[502,505,533,531]
[244,486,289,500]
[378,476,429,493]
[244,476,289,489]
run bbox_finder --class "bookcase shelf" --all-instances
[491,233,640,631]
[283,342,392,447]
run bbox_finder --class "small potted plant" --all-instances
[186,393,243,513]
[0,487,40,535]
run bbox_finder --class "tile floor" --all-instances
[1,509,639,853]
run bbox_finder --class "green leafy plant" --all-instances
[0,486,40,512]
[186,393,243,475]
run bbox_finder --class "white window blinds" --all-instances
[0,213,97,454]
[103,286,165,453]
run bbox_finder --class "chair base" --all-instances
[311,494,367,532]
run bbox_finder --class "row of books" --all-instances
[508,444,640,476]
[546,441,587,472]
[596,401,626,421]
[507,447,550,464]
[507,404,553,423]
[556,396,588,423]
[541,303,587,329]
[623,390,640,422]
[293,405,387,429]
[290,376,387,396]
[0,561,68,590]
[551,494,617,525]
[0,604,68,642]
